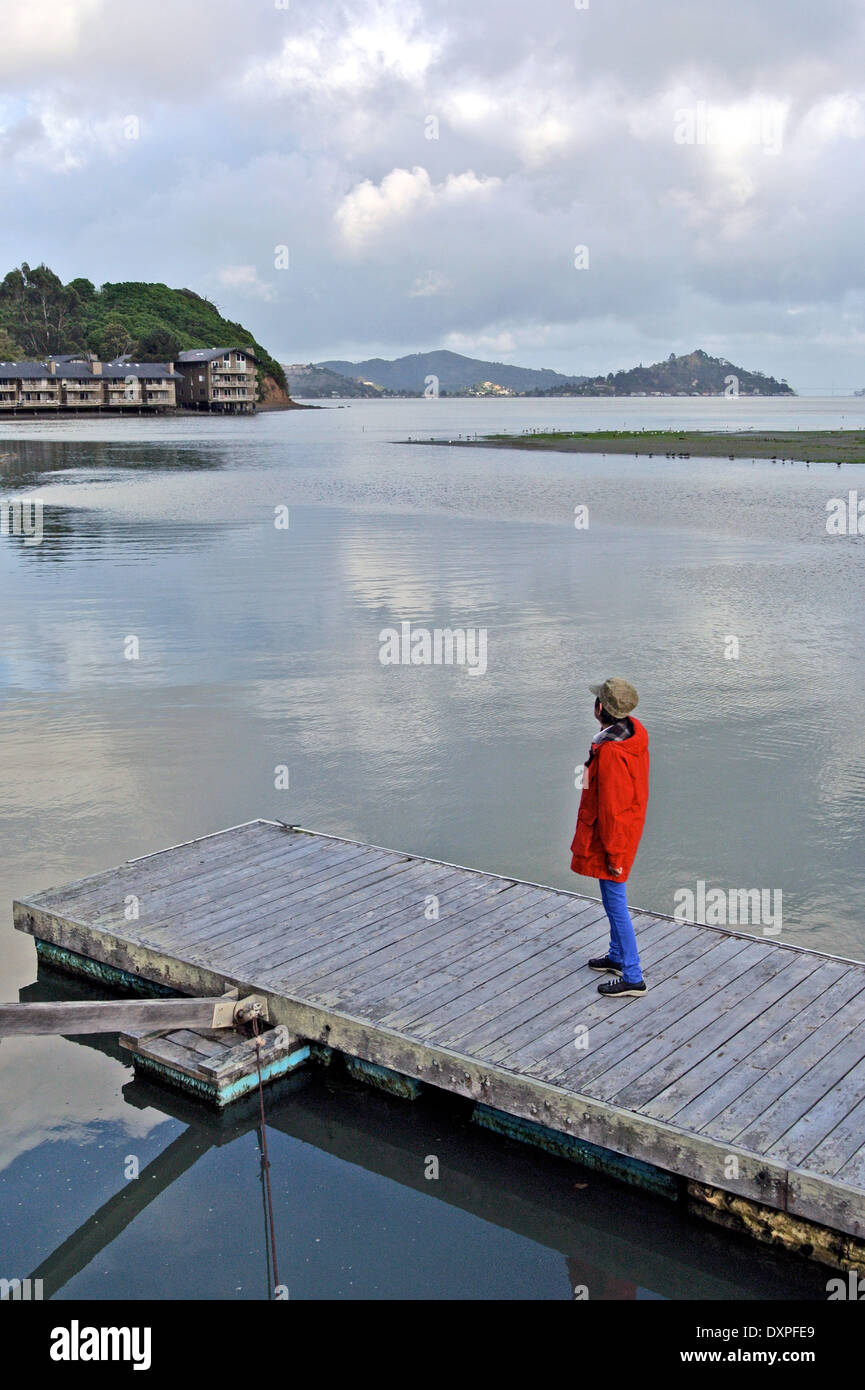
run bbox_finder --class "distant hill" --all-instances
[544,349,794,397]
[0,262,290,400]
[318,349,588,395]
[284,363,383,398]
[315,347,793,397]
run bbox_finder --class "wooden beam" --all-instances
[0,996,257,1037]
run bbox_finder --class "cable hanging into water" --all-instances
[251,1014,281,1298]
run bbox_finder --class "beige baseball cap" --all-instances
[589,677,639,718]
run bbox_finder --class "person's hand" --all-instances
[606,860,623,877]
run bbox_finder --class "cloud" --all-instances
[241,3,442,100]
[409,270,450,297]
[0,0,104,77]
[216,264,277,301]
[335,166,501,251]
[0,104,145,174]
[444,330,517,355]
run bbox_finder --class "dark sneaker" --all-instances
[588,955,623,974]
[598,977,647,998]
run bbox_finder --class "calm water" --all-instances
[1,396,862,1300]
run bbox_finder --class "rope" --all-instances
[251,1014,281,1297]
[258,1134,274,1298]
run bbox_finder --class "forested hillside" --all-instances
[0,263,288,394]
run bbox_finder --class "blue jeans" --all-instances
[600,878,643,984]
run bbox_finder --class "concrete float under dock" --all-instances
[13,820,865,1270]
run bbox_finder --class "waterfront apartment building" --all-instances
[175,348,258,413]
[101,364,179,409]
[0,348,261,413]
[0,354,182,411]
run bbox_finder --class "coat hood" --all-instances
[605,716,648,760]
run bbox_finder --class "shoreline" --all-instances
[0,399,311,423]
[402,428,865,465]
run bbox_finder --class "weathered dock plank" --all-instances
[470,919,721,1062]
[577,948,813,1105]
[13,819,865,1249]
[117,1020,310,1106]
[484,920,707,1071]
[640,959,850,1124]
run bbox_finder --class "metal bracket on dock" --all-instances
[210,987,269,1029]
[234,995,269,1024]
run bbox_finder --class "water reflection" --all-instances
[0,439,227,490]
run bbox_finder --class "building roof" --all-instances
[177,347,258,363]
[0,363,58,379]
[55,362,97,379]
[102,363,182,379]
[0,360,181,380]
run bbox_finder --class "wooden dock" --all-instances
[13,820,865,1266]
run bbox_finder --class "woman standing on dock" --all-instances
[570,678,650,998]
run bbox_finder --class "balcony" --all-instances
[63,387,103,405]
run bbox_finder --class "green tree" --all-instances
[0,263,86,355]
[67,277,96,301]
[135,327,181,361]
[99,319,135,360]
[0,326,24,358]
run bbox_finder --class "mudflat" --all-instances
[405,429,865,464]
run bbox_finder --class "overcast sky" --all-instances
[1,0,864,388]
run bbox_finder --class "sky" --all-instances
[1,0,864,389]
